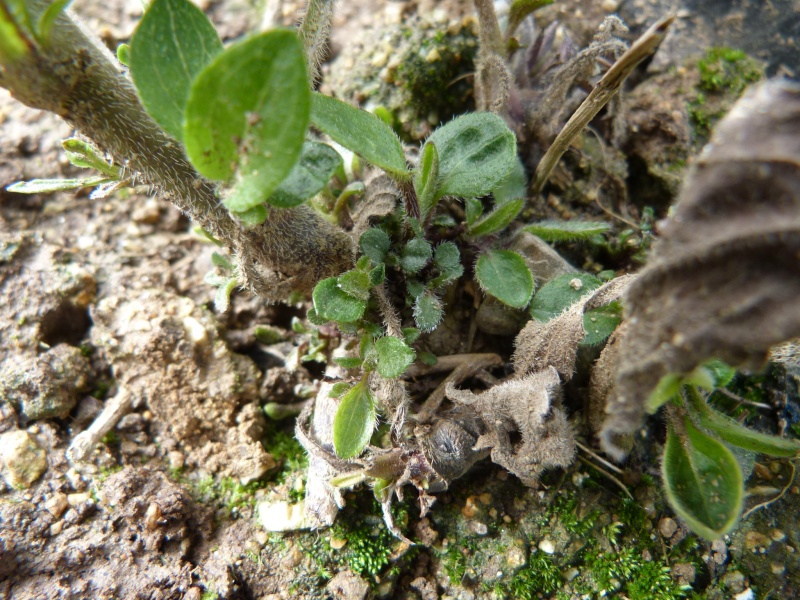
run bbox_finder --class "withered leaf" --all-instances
[601,80,800,459]
[512,275,634,378]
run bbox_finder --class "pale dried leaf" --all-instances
[602,80,800,459]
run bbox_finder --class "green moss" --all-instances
[503,552,562,598]
[579,547,690,599]
[688,47,763,139]
[549,495,599,536]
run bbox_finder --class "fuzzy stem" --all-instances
[0,1,352,300]
[297,0,336,85]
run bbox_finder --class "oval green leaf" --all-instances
[310,92,409,180]
[375,336,416,379]
[268,141,342,208]
[130,0,222,141]
[476,250,534,309]
[582,303,622,346]
[662,418,743,540]
[413,291,443,333]
[359,228,391,266]
[184,30,310,212]
[400,238,432,274]
[530,273,602,322]
[415,141,440,220]
[428,112,516,200]
[333,379,375,459]
[312,277,367,323]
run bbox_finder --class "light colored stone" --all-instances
[0,430,47,487]
[45,492,69,518]
[256,499,308,532]
[658,517,678,539]
[538,539,556,554]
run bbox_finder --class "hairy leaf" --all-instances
[338,269,371,301]
[476,250,534,309]
[312,277,366,323]
[359,228,391,266]
[464,197,483,225]
[414,291,443,333]
[333,379,375,459]
[268,141,342,208]
[375,336,416,379]
[524,220,610,242]
[62,139,120,177]
[7,176,114,193]
[400,238,432,274]
[530,273,602,322]
[415,141,440,220]
[582,304,622,346]
[131,0,222,141]
[185,30,309,211]
[310,92,409,180]
[234,205,267,227]
[663,418,743,540]
[468,198,525,237]
[603,81,800,458]
[428,112,517,200]
[492,157,527,204]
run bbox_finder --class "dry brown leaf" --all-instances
[601,79,800,459]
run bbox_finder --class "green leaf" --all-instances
[211,251,234,270]
[368,264,385,287]
[338,269,371,301]
[647,374,683,413]
[329,382,354,398]
[131,0,222,141]
[492,156,527,204]
[375,336,416,379]
[414,291,443,333]
[476,250,535,309]
[402,327,420,344]
[464,197,483,225]
[268,141,342,208]
[254,325,283,345]
[433,242,460,272]
[506,0,553,39]
[6,176,115,194]
[360,228,391,266]
[582,303,622,346]
[418,351,438,366]
[185,30,309,212]
[699,360,737,389]
[467,198,524,237]
[116,43,130,66]
[235,205,268,227]
[333,379,375,459]
[0,4,30,60]
[686,387,800,457]
[530,273,602,321]
[523,220,611,242]
[415,141,440,220]
[310,92,410,180]
[312,277,367,323]
[62,139,120,178]
[662,418,743,540]
[214,278,238,313]
[36,0,71,45]
[400,238,432,274]
[333,357,363,369]
[427,112,516,200]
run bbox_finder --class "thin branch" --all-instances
[743,461,796,519]
[577,455,634,500]
[530,15,675,197]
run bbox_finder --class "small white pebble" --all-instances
[538,539,556,554]
[569,278,583,290]
[734,589,754,600]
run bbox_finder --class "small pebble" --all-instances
[734,589,754,600]
[0,430,47,488]
[256,500,307,532]
[658,517,677,539]
[468,521,488,536]
[771,563,785,575]
[538,539,555,554]
[45,492,69,518]
[330,537,348,550]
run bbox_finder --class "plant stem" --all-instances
[0,1,352,300]
[297,0,336,85]
[530,15,674,197]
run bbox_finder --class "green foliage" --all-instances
[360,228,391,266]
[400,237,433,274]
[310,92,410,181]
[530,273,602,321]
[0,2,30,60]
[524,220,610,242]
[333,377,375,459]
[413,291,443,332]
[415,140,440,220]
[130,0,222,141]
[312,277,367,323]
[425,112,517,200]
[697,47,763,94]
[268,141,342,208]
[582,302,622,346]
[662,417,743,540]
[505,552,562,598]
[475,249,534,308]
[184,30,309,212]
[467,198,524,238]
[36,0,71,45]
[375,336,416,378]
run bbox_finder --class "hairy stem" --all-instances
[0,1,352,299]
[297,0,336,85]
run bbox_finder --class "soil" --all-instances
[1,1,799,599]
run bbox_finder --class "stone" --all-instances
[0,429,47,487]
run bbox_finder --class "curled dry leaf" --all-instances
[512,275,634,378]
[445,367,574,486]
[601,79,800,459]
